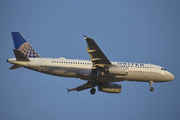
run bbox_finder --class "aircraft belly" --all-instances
[26,66,82,77]
[25,66,168,82]
[126,71,153,82]
[98,76,125,82]
[126,71,168,82]
[47,67,88,77]
[151,72,170,82]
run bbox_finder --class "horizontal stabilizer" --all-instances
[13,49,30,61]
[9,64,21,69]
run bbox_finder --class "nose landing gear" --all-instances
[149,81,154,92]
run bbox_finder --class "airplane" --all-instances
[7,32,174,95]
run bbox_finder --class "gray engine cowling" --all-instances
[105,66,128,75]
[98,83,122,93]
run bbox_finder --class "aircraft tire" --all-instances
[90,87,96,95]
[150,87,154,92]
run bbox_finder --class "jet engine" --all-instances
[98,83,122,93]
[105,66,128,75]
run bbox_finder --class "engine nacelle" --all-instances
[98,83,122,93]
[105,66,128,75]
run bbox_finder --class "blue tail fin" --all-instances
[11,32,41,58]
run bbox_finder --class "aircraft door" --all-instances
[149,64,156,80]
[150,64,155,72]
[41,58,46,67]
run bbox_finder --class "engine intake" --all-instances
[105,66,128,75]
[98,83,122,93]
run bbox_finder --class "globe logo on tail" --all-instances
[19,42,41,58]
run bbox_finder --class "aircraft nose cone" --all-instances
[170,74,174,80]
[168,73,174,81]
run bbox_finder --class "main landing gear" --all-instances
[149,81,154,92]
[90,87,96,95]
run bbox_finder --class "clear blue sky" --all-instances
[1,0,180,120]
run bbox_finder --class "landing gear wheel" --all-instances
[149,81,154,92]
[150,87,154,92]
[90,87,96,95]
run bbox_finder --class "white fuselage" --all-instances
[7,57,174,83]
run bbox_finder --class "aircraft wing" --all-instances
[84,35,111,68]
[67,36,112,93]
[67,81,98,92]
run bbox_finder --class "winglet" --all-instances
[67,88,71,93]
[83,35,88,39]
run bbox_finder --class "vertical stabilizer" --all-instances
[11,32,41,58]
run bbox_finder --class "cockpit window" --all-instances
[161,68,166,71]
